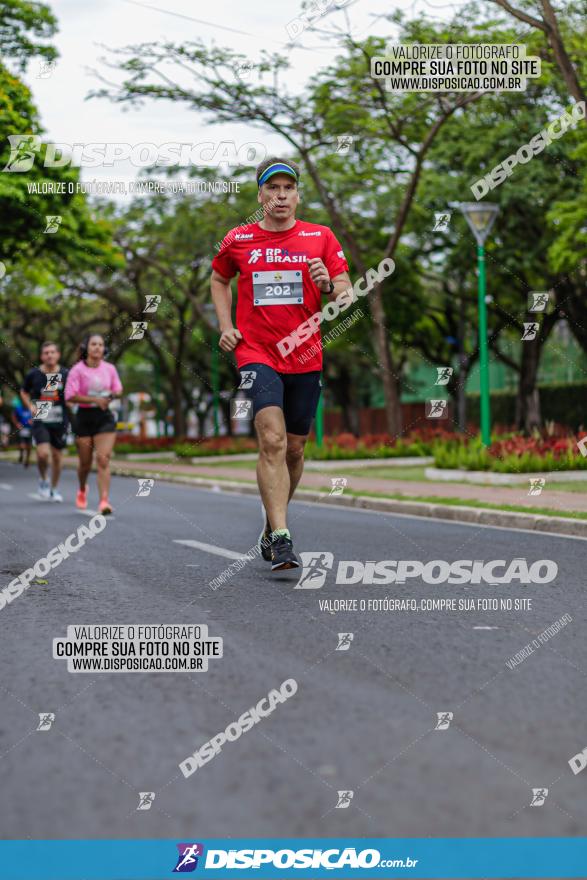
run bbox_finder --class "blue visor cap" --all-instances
[258,163,298,187]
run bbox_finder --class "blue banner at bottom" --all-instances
[0,838,586,879]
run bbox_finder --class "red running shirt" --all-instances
[211,219,349,373]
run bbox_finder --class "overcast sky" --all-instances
[23,0,465,189]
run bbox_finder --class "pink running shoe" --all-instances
[76,488,88,510]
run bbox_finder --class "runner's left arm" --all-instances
[19,389,33,412]
[108,365,124,398]
[311,229,351,301]
[327,271,352,302]
[20,373,35,415]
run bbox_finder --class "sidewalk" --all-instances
[108,457,587,515]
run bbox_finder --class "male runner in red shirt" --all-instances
[211,157,351,571]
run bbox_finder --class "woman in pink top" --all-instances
[65,334,123,515]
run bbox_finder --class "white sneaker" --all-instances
[38,479,51,500]
[50,488,63,503]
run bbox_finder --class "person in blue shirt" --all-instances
[11,397,32,467]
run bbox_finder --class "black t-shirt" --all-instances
[22,366,69,427]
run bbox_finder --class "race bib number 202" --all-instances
[252,270,303,306]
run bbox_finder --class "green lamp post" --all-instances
[459,202,499,447]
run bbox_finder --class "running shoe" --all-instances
[50,488,63,503]
[258,505,272,562]
[98,498,113,515]
[76,488,88,510]
[38,479,51,500]
[270,533,300,572]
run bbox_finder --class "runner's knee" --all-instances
[286,442,305,465]
[258,427,286,459]
[96,452,111,469]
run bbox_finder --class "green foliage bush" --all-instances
[467,382,587,431]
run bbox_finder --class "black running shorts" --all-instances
[32,422,68,449]
[239,362,322,436]
[73,408,117,437]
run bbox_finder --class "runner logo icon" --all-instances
[129,321,148,340]
[136,792,155,810]
[239,371,256,389]
[329,477,347,496]
[529,291,549,312]
[231,399,252,420]
[435,712,453,730]
[3,135,41,172]
[143,295,161,313]
[173,843,204,872]
[336,632,354,651]
[530,788,548,806]
[294,552,334,589]
[44,215,62,234]
[522,322,539,341]
[435,367,452,385]
[34,401,53,420]
[426,399,448,418]
[335,790,354,808]
[37,712,55,731]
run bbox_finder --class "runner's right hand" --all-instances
[96,397,111,410]
[219,328,243,352]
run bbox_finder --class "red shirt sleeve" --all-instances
[211,232,238,280]
[322,229,349,278]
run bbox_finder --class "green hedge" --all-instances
[433,444,587,473]
[467,382,587,430]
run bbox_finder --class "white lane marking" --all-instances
[174,539,249,561]
[28,493,50,501]
[473,626,500,630]
[0,483,13,490]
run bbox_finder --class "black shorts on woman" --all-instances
[73,409,117,437]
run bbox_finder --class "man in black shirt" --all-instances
[21,341,69,502]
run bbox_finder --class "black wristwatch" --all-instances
[324,280,334,295]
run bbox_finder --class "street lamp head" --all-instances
[459,202,499,246]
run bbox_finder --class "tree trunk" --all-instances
[492,1,586,104]
[447,365,469,434]
[325,362,361,435]
[171,377,186,436]
[540,0,586,104]
[220,396,232,436]
[369,287,402,435]
[515,336,541,433]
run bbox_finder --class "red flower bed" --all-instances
[488,433,585,459]
[194,436,258,452]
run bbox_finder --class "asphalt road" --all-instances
[0,460,586,841]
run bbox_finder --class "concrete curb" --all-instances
[305,456,433,470]
[106,462,587,539]
[426,466,587,485]
[121,453,433,468]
